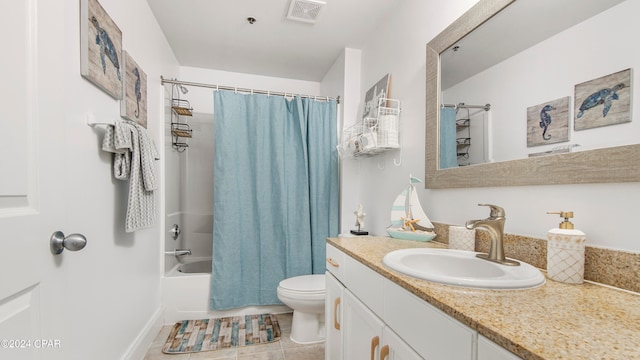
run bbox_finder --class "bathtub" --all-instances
[162,257,290,323]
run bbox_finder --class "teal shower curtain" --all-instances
[210,90,339,310]
[440,107,458,169]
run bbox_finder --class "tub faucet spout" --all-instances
[465,204,519,266]
[174,249,192,256]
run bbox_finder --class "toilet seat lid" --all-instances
[279,274,325,292]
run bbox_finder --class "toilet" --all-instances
[277,274,326,344]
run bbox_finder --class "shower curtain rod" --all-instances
[441,103,490,111]
[161,76,340,104]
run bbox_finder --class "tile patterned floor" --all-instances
[143,313,325,360]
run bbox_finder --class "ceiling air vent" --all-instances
[286,0,326,24]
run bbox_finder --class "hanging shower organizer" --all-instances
[170,98,193,152]
[456,107,471,166]
[339,98,401,159]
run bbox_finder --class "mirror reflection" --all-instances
[438,0,633,169]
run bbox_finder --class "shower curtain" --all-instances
[210,90,339,310]
[440,107,458,169]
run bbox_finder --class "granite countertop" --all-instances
[327,236,640,360]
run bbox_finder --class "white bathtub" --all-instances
[162,257,290,323]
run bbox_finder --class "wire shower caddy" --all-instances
[339,98,400,158]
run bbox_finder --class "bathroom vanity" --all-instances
[325,236,640,360]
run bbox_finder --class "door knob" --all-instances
[50,231,87,255]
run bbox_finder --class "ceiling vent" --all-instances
[286,0,326,24]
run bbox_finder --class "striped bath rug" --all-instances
[162,314,281,354]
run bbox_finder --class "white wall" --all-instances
[344,0,640,253]
[320,48,363,233]
[60,0,179,358]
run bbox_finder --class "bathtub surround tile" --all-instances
[433,221,640,293]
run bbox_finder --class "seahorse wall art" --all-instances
[574,68,632,131]
[80,0,123,100]
[526,97,570,147]
[120,51,147,127]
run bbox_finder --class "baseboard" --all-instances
[121,306,163,360]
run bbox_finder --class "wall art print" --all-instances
[120,51,147,127]
[526,97,570,147]
[80,0,123,100]
[362,74,391,119]
[574,68,631,131]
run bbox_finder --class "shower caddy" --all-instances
[170,97,193,151]
[456,107,471,166]
[339,98,401,158]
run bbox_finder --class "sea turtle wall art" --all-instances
[526,97,570,147]
[574,68,631,131]
[80,0,123,100]
[121,51,147,127]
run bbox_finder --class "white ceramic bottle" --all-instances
[546,211,586,284]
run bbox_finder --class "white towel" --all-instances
[102,119,159,232]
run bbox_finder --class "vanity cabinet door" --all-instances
[383,278,476,359]
[326,244,345,281]
[326,272,344,360]
[343,290,385,360]
[381,327,423,360]
[477,335,521,360]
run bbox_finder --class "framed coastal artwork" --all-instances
[362,74,391,119]
[120,51,147,127]
[574,68,631,131]
[80,0,123,100]
[526,97,570,147]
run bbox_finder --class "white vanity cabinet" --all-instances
[343,289,422,360]
[326,243,522,360]
[477,335,521,360]
[326,245,345,360]
[326,272,344,360]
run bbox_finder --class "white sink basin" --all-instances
[382,248,545,289]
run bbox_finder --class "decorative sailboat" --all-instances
[386,175,437,242]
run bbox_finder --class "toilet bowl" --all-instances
[277,274,326,344]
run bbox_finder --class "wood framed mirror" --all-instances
[425,0,640,188]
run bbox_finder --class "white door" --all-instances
[0,1,74,359]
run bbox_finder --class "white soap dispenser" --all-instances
[546,211,586,284]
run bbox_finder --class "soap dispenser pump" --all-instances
[546,211,586,284]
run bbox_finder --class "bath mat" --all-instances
[162,313,280,354]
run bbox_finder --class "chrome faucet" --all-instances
[465,204,519,266]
